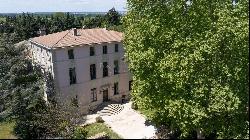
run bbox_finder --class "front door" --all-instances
[103,89,109,102]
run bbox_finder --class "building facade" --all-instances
[29,28,132,113]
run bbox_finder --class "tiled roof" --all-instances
[30,28,123,48]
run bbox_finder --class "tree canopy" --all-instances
[0,8,123,43]
[0,34,86,139]
[124,0,249,138]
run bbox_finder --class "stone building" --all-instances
[29,28,132,113]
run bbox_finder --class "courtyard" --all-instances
[81,102,157,139]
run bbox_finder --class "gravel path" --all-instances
[101,102,156,139]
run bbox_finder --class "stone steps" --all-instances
[97,104,124,117]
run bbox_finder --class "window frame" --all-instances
[90,47,95,56]
[91,88,97,102]
[69,67,77,85]
[103,45,108,54]
[115,44,119,52]
[114,82,119,95]
[90,64,96,80]
[103,62,108,77]
[68,49,74,59]
[114,60,119,75]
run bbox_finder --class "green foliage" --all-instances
[105,7,121,26]
[71,126,88,139]
[83,123,121,139]
[0,121,16,139]
[131,101,138,110]
[0,34,86,139]
[0,9,123,43]
[124,0,249,139]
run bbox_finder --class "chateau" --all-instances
[29,28,132,113]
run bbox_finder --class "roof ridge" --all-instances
[51,30,71,48]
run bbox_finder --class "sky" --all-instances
[0,0,127,13]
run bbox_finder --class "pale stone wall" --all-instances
[30,41,132,113]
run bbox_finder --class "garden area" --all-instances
[83,122,122,139]
[0,120,121,139]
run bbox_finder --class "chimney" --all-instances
[73,28,77,36]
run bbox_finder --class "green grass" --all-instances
[0,121,16,139]
[83,123,122,139]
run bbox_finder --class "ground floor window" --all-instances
[114,82,119,95]
[91,88,97,102]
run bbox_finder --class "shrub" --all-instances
[95,116,104,123]
[71,126,87,139]
[88,132,109,139]
[131,102,138,110]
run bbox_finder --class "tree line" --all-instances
[0,7,122,43]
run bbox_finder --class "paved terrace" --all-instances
[82,102,157,139]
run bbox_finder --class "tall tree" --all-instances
[105,7,121,26]
[124,0,249,138]
[0,34,86,139]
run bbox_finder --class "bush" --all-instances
[131,102,138,110]
[88,132,109,139]
[71,126,87,139]
[95,116,104,123]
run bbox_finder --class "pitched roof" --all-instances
[30,28,123,48]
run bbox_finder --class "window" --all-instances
[115,44,119,52]
[114,82,119,95]
[69,67,76,85]
[103,62,108,77]
[91,88,97,102]
[129,80,133,91]
[114,60,119,75]
[90,64,96,80]
[68,49,74,59]
[103,45,107,54]
[90,47,95,56]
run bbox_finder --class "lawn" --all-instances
[0,121,16,139]
[83,123,122,139]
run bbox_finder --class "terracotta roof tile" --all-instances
[30,28,123,48]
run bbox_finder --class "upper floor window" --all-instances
[103,62,108,77]
[91,88,97,102]
[68,49,74,59]
[129,80,133,91]
[90,64,96,80]
[115,44,119,52]
[103,45,107,54]
[69,67,76,85]
[114,60,119,75]
[114,82,119,95]
[90,47,95,56]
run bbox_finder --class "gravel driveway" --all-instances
[101,102,157,139]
